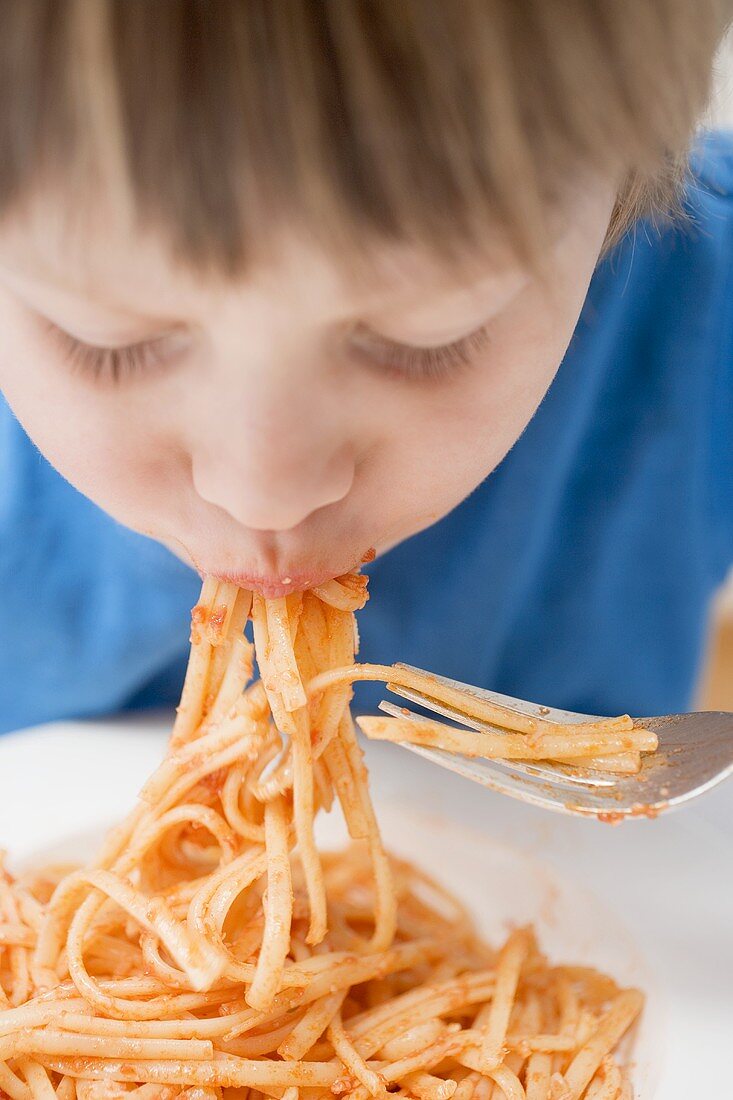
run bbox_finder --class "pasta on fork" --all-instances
[0,574,643,1100]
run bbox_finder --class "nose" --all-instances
[191,420,356,532]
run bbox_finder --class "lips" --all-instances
[195,541,381,597]
[187,540,376,596]
[159,526,372,595]
[205,568,335,598]
[156,501,378,596]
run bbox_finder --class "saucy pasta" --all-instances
[0,575,642,1100]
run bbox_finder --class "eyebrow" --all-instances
[362,266,529,334]
[0,224,530,336]
[0,252,177,326]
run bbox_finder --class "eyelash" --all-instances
[40,317,491,387]
[351,324,491,382]
[41,320,171,384]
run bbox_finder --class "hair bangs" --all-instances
[0,0,727,276]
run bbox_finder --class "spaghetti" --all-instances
[0,574,643,1100]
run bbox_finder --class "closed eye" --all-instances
[349,322,491,382]
[40,318,184,384]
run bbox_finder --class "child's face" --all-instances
[0,182,613,593]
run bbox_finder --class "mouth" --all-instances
[158,521,377,597]
[209,568,336,599]
[191,549,377,598]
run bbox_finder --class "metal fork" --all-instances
[377,665,733,820]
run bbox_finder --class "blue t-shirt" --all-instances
[1,134,732,733]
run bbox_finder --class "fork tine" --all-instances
[370,699,733,816]
[391,663,629,730]
[377,700,617,790]
[392,663,554,726]
[385,681,514,736]
[384,677,631,784]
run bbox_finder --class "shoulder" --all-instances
[687,132,733,578]
[0,396,198,732]
[582,130,733,583]
[602,131,733,275]
[0,394,99,568]
[678,129,733,276]
[588,131,733,330]
[688,129,733,206]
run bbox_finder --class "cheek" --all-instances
[0,318,178,526]
[369,275,585,540]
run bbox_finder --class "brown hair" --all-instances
[0,0,728,272]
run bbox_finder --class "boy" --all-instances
[0,0,730,733]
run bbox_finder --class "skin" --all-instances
[0,181,614,596]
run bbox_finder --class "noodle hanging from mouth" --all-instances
[0,574,642,1100]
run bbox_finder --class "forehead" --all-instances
[0,190,531,325]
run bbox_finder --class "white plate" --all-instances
[0,715,731,1100]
